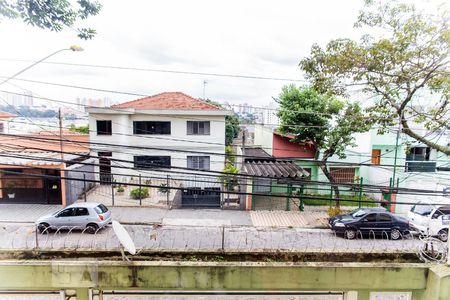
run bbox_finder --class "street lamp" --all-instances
[0,45,84,86]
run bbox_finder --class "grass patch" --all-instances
[303,194,377,207]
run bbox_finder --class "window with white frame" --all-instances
[187,121,210,135]
[187,156,210,170]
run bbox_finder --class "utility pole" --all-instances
[59,108,64,161]
[392,112,403,189]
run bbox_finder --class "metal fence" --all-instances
[1,223,447,263]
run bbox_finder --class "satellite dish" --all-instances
[112,221,136,256]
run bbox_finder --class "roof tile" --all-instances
[112,92,222,110]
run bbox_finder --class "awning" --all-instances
[243,160,309,178]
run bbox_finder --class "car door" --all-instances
[429,207,450,236]
[71,207,90,228]
[53,208,75,228]
[359,213,378,235]
[377,213,393,236]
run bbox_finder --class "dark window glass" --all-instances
[187,121,210,135]
[97,120,112,135]
[58,208,74,217]
[98,151,112,157]
[0,123,4,133]
[432,208,450,219]
[96,204,108,213]
[133,121,171,135]
[75,207,89,216]
[363,214,377,222]
[134,156,171,169]
[187,156,210,170]
[378,213,392,222]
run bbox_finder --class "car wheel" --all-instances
[86,224,99,234]
[37,223,50,234]
[390,229,401,240]
[438,229,448,242]
[345,228,356,240]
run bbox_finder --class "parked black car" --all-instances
[329,208,411,240]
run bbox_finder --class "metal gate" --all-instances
[181,187,221,208]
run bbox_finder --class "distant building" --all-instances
[0,111,15,134]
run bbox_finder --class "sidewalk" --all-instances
[0,204,329,228]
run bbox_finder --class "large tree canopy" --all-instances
[0,0,102,39]
[277,85,371,204]
[300,0,450,155]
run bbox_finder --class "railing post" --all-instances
[358,177,363,208]
[166,174,170,206]
[299,185,304,211]
[83,173,87,202]
[139,174,142,206]
[35,225,39,249]
[111,182,115,206]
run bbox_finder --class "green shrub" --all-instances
[327,206,342,218]
[130,187,149,199]
[116,186,125,193]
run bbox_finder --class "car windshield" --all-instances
[412,204,434,216]
[351,209,366,218]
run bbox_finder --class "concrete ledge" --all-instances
[0,260,430,291]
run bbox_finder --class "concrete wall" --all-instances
[64,160,96,205]
[0,261,448,300]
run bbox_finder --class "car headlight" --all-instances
[334,222,345,227]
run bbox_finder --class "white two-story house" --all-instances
[86,92,233,204]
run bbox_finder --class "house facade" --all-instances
[0,111,15,134]
[86,92,233,207]
[369,129,450,214]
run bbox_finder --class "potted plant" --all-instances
[6,184,15,199]
[158,183,169,194]
[116,185,125,196]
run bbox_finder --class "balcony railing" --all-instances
[405,161,436,172]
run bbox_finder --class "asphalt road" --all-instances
[0,223,421,253]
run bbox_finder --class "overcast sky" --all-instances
[0,0,441,110]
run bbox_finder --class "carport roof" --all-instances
[243,160,309,178]
[0,152,82,167]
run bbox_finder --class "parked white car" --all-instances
[36,202,112,234]
[408,202,450,242]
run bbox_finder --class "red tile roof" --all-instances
[112,92,223,110]
[0,111,15,118]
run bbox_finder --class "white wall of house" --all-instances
[88,111,228,187]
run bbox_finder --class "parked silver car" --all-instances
[36,202,112,234]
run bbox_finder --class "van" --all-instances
[407,202,450,242]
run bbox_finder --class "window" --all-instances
[74,207,89,216]
[371,149,381,165]
[411,204,434,216]
[363,214,377,222]
[432,207,450,219]
[406,147,431,161]
[95,204,109,214]
[187,121,210,135]
[96,120,112,135]
[57,208,74,217]
[378,213,392,222]
[329,168,356,183]
[134,156,171,169]
[133,121,171,135]
[187,156,210,170]
[0,122,4,133]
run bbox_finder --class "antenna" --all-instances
[112,221,136,261]
[203,80,208,99]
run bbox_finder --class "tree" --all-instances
[300,0,450,155]
[0,0,102,39]
[69,124,89,134]
[277,85,371,205]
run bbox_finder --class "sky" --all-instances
[0,0,441,110]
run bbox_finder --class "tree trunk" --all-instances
[318,163,340,207]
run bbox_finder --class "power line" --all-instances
[0,59,307,82]
[0,167,448,205]
[0,140,448,196]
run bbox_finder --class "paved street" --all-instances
[0,204,329,228]
[0,222,420,253]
